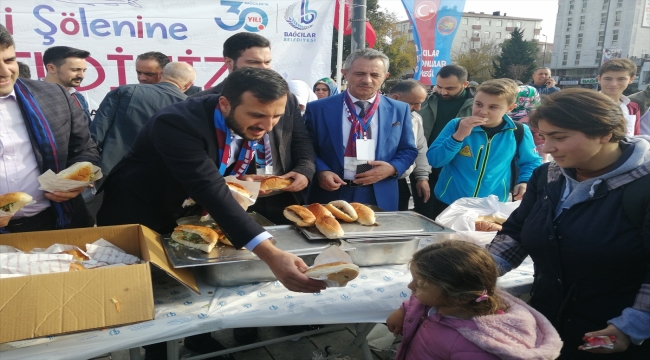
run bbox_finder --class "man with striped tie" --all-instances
[42,46,91,122]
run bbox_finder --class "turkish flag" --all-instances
[334,0,377,48]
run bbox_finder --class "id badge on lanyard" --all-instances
[356,137,375,161]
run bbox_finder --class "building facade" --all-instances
[396,11,543,55]
[550,0,650,90]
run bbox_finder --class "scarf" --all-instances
[255,134,273,172]
[213,103,257,178]
[343,90,380,157]
[14,79,73,228]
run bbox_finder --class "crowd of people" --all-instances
[2,21,650,359]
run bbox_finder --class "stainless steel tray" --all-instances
[176,212,275,227]
[162,225,356,268]
[297,211,455,240]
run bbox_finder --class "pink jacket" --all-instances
[396,290,563,360]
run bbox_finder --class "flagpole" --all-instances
[335,0,345,92]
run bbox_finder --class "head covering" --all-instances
[509,85,541,121]
[287,80,318,114]
[313,77,339,97]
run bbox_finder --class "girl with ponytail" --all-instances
[387,241,563,360]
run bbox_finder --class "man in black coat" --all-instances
[190,32,315,225]
[97,68,325,359]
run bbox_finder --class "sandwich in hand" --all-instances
[283,205,316,227]
[58,162,96,182]
[0,192,33,214]
[350,203,376,225]
[260,176,292,191]
[171,224,219,253]
[226,182,252,198]
[325,200,358,223]
[304,262,360,287]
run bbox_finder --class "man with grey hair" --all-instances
[388,79,431,210]
[529,67,559,95]
[305,49,417,211]
[87,62,196,218]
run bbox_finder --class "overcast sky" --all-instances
[377,0,559,40]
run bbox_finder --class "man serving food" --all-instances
[98,67,326,292]
[97,67,325,359]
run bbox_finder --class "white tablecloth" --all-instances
[0,239,534,360]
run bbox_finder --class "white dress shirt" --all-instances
[342,93,379,180]
[0,91,50,218]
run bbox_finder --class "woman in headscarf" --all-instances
[313,77,339,99]
[509,85,546,161]
[287,80,318,116]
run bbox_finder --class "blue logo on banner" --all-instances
[383,276,393,281]
[257,292,266,297]
[198,313,209,319]
[167,312,176,317]
[215,0,268,32]
[269,305,279,310]
[340,294,351,301]
[243,303,253,308]
[400,291,409,298]
[109,329,121,336]
[285,0,317,30]
[237,290,246,296]
[218,301,227,307]
[184,301,193,306]
[285,295,293,299]
[376,288,385,293]
[170,290,180,295]
[437,16,457,35]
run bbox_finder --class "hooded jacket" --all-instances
[487,137,650,355]
[396,291,562,360]
[427,115,542,205]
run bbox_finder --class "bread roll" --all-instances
[226,182,251,198]
[0,192,33,214]
[475,220,502,232]
[69,262,86,271]
[59,162,95,182]
[307,203,332,219]
[171,225,219,253]
[304,262,360,287]
[283,205,316,227]
[476,215,507,225]
[315,216,344,239]
[326,200,358,223]
[260,176,292,191]
[58,249,89,262]
[350,203,375,225]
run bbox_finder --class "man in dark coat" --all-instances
[0,25,98,232]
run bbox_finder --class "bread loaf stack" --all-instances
[283,200,377,239]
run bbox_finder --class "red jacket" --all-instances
[629,101,641,135]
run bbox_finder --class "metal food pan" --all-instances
[297,211,455,240]
[346,230,461,267]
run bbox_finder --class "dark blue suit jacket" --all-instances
[304,93,417,211]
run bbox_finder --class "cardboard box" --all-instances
[0,224,197,343]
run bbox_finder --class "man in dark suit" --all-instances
[42,46,91,120]
[85,62,196,220]
[190,32,314,225]
[0,25,98,232]
[304,49,417,211]
[97,68,325,359]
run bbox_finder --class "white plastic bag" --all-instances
[435,195,521,247]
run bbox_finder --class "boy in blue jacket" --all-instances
[427,78,542,215]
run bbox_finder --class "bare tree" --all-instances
[507,64,529,82]
[452,40,500,83]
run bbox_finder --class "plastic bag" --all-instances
[435,195,521,247]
